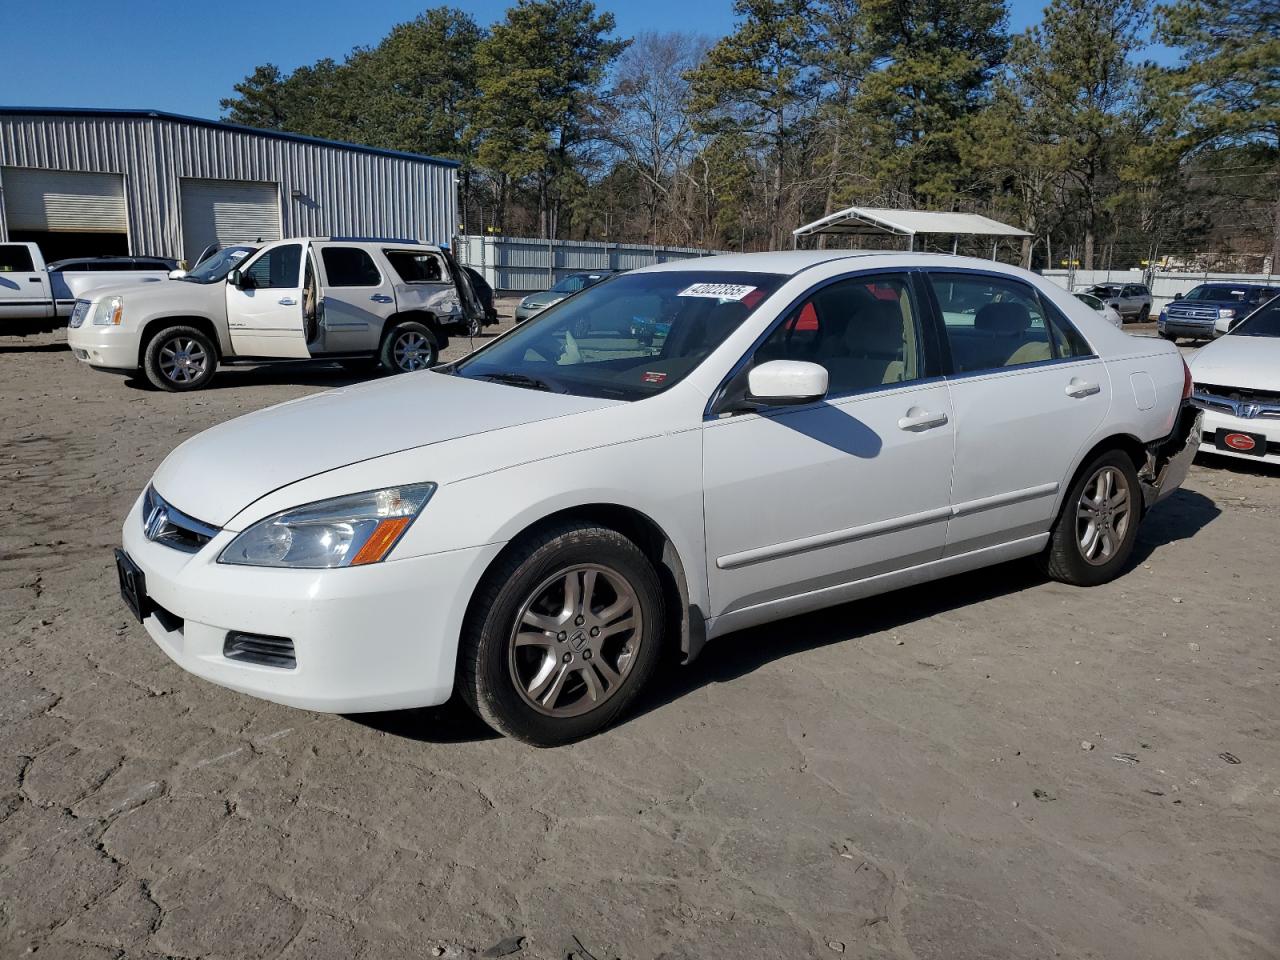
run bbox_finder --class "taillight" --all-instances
[1182,357,1193,400]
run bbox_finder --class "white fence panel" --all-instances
[1042,268,1279,313]
[455,235,727,292]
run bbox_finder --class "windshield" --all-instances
[1182,284,1260,302]
[181,246,255,283]
[454,270,786,401]
[1229,298,1280,337]
[549,274,603,294]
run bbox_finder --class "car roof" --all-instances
[632,249,1042,278]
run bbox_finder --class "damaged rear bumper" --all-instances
[1140,403,1202,509]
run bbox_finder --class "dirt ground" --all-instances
[1,311,1278,960]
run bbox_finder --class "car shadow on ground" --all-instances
[120,363,378,392]
[0,339,69,354]
[349,484,1225,746]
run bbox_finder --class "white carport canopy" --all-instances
[793,207,1030,254]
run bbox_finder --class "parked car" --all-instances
[67,238,485,391]
[462,266,500,328]
[515,271,614,322]
[1085,283,1152,322]
[114,251,1199,744]
[0,243,174,322]
[1158,282,1280,341]
[1073,292,1123,328]
[1189,294,1280,463]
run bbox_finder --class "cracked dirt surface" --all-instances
[2,319,1278,959]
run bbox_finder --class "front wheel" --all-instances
[142,325,217,391]
[459,523,665,746]
[1038,450,1141,587]
[1136,305,1150,323]
[380,321,439,373]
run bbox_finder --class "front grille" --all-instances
[1166,306,1217,323]
[69,300,90,328]
[141,486,220,553]
[223,632,296,669]
[1194,384,1280,420]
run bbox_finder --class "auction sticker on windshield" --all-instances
[677,283,757,300]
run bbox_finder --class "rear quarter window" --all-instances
[0,245,35,273]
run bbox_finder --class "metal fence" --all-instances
[454,235,729,292]
[1042,268,1279,314]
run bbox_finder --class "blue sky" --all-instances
[4,0,1163,120]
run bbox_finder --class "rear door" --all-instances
[225,241,309,358]
[0,244,51,319]
[312,244,398,353]
[927,270,1110,556]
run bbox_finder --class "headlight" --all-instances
[219,483,436,568]
[92,296,124,326]
[1218,308,1235,319]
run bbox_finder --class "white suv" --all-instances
[67,238,484,391]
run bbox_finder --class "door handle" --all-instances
[1065,377,1100,398]
[898,407,949,432]
[370,294,393,303]
[277,297,297,306]
[28,277,40,283]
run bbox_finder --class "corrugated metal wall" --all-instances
[0,113,457,255]
[457,235,729,291]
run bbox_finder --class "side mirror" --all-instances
[747,360,828,406]
[1173,292,1183,300]
[229,269,256,290]
[168,269,186,280]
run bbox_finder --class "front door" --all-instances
[702,271,955,627]
[313,243,399,353]
[926,270,1112,556]
[225,241,309,358]
[0,244,51,320]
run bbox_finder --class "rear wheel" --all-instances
[1136,305,1150,323]
[142,325,217,391]
[380,321,439,373]
[1038,450,1141,587]
[459,523,664,746]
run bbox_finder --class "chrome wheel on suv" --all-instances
[142,324,218,392]
[158,336,210,384]
[380,320,439,373]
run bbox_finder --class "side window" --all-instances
[755,273,922,395]
[929,273,1053,372]
[321,247,382,287]
[383,250,445,284]
[244,244,302,289]
[1044,297,1093,359]
[0,245,35,273]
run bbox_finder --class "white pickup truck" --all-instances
[0,241,174,321]
[67,237,485,391]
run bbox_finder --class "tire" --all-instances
[459,523,665,746]
[1136,305,1150,323]
[380,321,439,373]
[142,325,218,392]
[1038,449,1142,587]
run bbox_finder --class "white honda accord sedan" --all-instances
[116,251,1200,744]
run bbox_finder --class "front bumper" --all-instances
[67,322,140,370]
[119,493,504,713]
[513,304,542,322]
[1194,405,1280,465]
[1158,317,1216,339]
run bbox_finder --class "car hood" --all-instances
[1190,335,1280,392]
[151,372,620,527]
[522,293,564,308]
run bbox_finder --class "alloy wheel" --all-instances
[508,564,643,718]
[1076,465,1132,565]
[392,331,434,371]
[158,337,209,384]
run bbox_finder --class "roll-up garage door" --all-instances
[2,168,127,233]
[179,178,281,261]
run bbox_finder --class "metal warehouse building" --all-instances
[0,107,458,264]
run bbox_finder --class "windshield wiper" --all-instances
[475,372,559,392]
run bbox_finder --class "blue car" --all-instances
[1159,282,1280,342]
